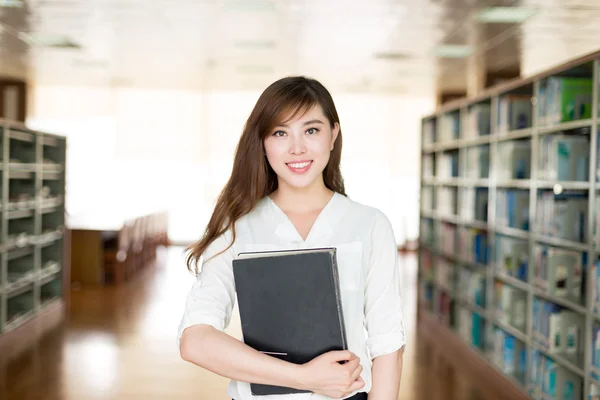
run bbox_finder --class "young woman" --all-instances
[178,76,406,400]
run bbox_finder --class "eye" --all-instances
[306,127,319,135]
[272,131,286,137]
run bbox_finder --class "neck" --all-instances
[270,179,334,213]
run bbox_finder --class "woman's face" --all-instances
[264,104,339,192]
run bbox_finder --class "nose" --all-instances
[289,133,307,155]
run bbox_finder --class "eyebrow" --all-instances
[275,119,325,128]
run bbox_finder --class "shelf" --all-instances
[6,209,34,220]
[462,219,488,230]
[5,280,35,299]
[8,129,34,143]
[535,180,590,190]
[6,246,34,261]
[496,179,531,189]
[495,273,530,292]
[533,290,587,315]
[8,170,34,180]
[493,319,529,344]
[419,49,600,400]
[41,163,63,173]
[535,234,590,252]
[538,119,593,135]
[438,177,461,186]
[457,298,489,318]
[41,171,61,180]
[3,310,35,333]
[494,226,530,240]
[40,136,59,147]
[438,214,461,225]
[532,344,585,378]
[497,128,534,141]
[8,162,36,172]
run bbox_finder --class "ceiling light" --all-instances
[0,0,23,7]
[374,52,412,61]
[433,44,473,58]
[222,0,275,12]
[18,32,81,49]
[233,40,275,49]
[475,6,538,23]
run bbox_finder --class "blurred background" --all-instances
[0,0,599,399]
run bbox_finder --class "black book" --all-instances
[232,247,347,396]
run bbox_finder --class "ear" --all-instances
[330,122,340,151]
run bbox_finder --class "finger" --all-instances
[350,363,363,382]
[344,356,360,371]
[348,376,366,392]
[331,350,355,363]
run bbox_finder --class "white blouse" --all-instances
[177,191,407,399]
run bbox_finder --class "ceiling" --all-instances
[1,0,600,97]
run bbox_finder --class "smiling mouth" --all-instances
[286,160,313,173]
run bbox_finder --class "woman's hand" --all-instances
[297,350,365,399]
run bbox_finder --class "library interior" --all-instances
[1,0,600,399]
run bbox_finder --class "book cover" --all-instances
[232,247,347,396]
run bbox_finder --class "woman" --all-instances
[178,76,406,399]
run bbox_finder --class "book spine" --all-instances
[330,250,348,350]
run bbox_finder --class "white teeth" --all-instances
[288,161,311,168]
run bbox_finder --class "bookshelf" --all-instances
[0,118,67,353]
[418,50,600,400]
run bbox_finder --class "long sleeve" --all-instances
[363,211,407,360]
[177,231,237,346]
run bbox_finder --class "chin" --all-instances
[277,173,321,190]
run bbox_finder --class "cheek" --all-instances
[264,139,285,166]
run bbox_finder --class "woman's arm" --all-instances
[180,324,304,389]
[180,324,365,397]
[367,348,403,400]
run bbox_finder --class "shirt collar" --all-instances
[266,191,345,245]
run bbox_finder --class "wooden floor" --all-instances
[0,246,503,400]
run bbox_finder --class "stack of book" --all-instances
[497,140,531,180]
[496,189,530,231]
[497,94,533,133]
[464,103,491,137]
[534,245,584,302]
[494,235,528,281]
[530,350,582,400]
[537,191,588,243]
[538,132,590,181]
[532,299,582,357]
[538,77,593,126]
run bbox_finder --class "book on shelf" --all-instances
[538,133,590,181]
[492,328,526,379]
[498,94,533,133]
[437,151,459,179]
[495,235,528,281]
[465,145,490,179]
[458,227,488,265]
[534,246,584,302]
[537,191,588,243]
[539,77,593,126]
[464,103,491,138]
[531,349,582,400]
[232,247,347,396]
[497,140,531,180]
[439,112,460,142]
[494,281,527,332]
[593,260,600,316]
[423,118,436,146]
[533,298,583,358]
[496,189,530,231]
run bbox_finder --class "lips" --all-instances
[286,160,313,174]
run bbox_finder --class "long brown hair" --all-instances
[185,76,346,274]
